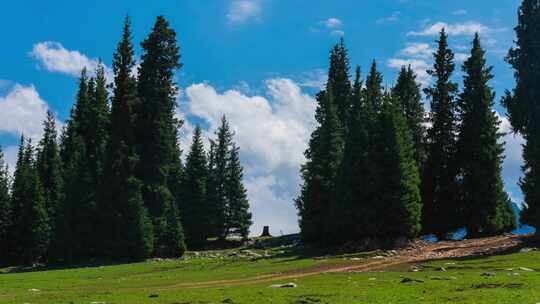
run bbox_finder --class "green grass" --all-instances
[1,246,540,303]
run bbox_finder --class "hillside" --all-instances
[1,234,538,304]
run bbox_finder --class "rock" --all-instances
[222,299,235,304]
[401,277,424,284]
[368,278,377,281]
[430,276,456,281]
[149,294,159,298]
[482,272,496,277]
[28,289,40,292]
[520,247,536,253]
[437,267,447,272]
[269,282,298,288]
[519,267,535,272]
[372,255,385,259]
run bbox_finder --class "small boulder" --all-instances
[269,282,298,288]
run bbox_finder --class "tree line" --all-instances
[0,16,252,266]
[296,29,519,247]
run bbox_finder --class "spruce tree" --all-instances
[374,101,422,242]
[182,126,210,245]
[36,111,63,261]
[136,16,185,257]
[10,137,50,265]
[225,144,252,239]
[457,34,516,237]
[208,116,234,240]
[392,66,426,168]
[0,146,11,265]
[365,61,384,115]
[503,0,540,231]
[421,29,460,240]
[57,70,98,260]
[331,66,370,244]
[99,16,154,260]
[327,38,352,126]
[297,86,344,244]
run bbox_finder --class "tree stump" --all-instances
[261,226,272,237]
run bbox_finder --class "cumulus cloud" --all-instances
[180,78,316,234]
[297,69,327,89]
[227,0,263,23]
[0,84,52,141]
[323,17,342,29]
[401,42,434,59]
[387,58,431,87]
[376,12,401,24]
[408,21,490,37]
[31,41,113,83]
[498,113,525,204]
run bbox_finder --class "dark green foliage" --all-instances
[327,38,352,125]
[421,29,460,240]
[503,0,540,230]
[36,111,64,261]
[9,137,50,265]
[456,34,516,237]
[374,101,422,241]
[208,117,233,239]
[331,66,371,243]
[99,16,154,260]
[392,66,426,168]
[365,61,384,114]
[182,126,210,244]
[0,146,11,264]
[225,144,252,239]
[135,16,185,257]
[297,87,344,244]
[206,116,252,240]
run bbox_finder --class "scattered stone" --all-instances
[28,289,40,292]
[368,278,377,281]
[482,272,496,277]
[519,267,535,272]
[430,276,457,281]
[401,277,424,284]
[149,294,159,298]
[269,282,298,288]
[372,255,385,259]
[437,267,447,272]
[520,247,536,253]
[222,299,235,304]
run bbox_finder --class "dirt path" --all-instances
[158,234,527,290]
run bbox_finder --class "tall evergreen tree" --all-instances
[503,0,540,231]
[0,146,11,264]
[225,144,252,239]
[374,101,422,242]
[136,15,185,257]
[421,29,460,240]
[56,70,99,260]
[10,137,50,265]
[392,66,426,168]
[297,86,344,244]
[327,38,352,126]
[456,34,516,237]
[208,116,234,239]
[331,66,370,243]
[182,126,209,244]
[99,16,154,260]
[365,61,384,115]
[36,111,63,261]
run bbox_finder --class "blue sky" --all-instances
[0,0,525,234]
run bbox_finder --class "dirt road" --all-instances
[160,234,527,289]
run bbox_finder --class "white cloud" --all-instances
[453,9,467,16]
[330,30,345,37]
[227,0,263,23]
[323,17,342,29]
[181,78,317,234]
[31,41,110,79]
[297,69,327,89]
[0,84,52,142]
[401,42,434,59]
[498,113,525,205]
[454,52,469,62]
[376,11,400,24]
[387,58,431,87]
[408,21,490,37]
